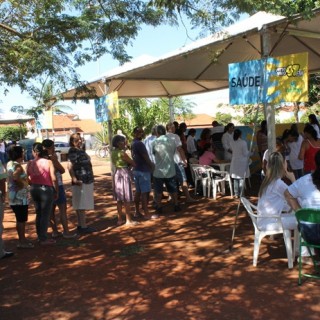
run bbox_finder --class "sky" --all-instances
[0,20,229,118]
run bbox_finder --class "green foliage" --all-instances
[93,129,110,147]
[300,105,320,123]
[280,115,296,124]
[11,82,73,121]
[233,104,265,125]
[215,112,232,125]
[0,126,27,141]
[112,97,194,141]
[1,0,319,96]
[308,73,320,106]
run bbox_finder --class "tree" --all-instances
[112,97,194,140]
[233,104,265,125]
[308,73,320,106]
[1,0,318,97]
[11,82,72,120]
[215,111,232,125]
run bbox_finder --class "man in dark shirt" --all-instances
[131,127,155,219]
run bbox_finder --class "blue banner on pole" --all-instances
[229,59,264,105]
[94,96,109,123]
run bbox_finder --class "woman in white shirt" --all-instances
[222,123,234,161]
[229,129,249,198]
[257,152,295,231]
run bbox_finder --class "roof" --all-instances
[52,115,102,133]
[62,9,320,100]
[176,114,214,128]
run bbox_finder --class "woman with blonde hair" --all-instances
[257,152,295,231]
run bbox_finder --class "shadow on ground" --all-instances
[1,160,319,320]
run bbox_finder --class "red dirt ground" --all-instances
[1,156,320,320]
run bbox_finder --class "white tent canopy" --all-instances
[62,9,320,100]
[0,112,34,124]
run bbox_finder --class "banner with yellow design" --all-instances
[229,52,308,104]
[107,91,119,119]
[266,52,308,103]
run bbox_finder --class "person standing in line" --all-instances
[308,114,320,138]
[230,129,250,198]
[0,138,6,166]
[152,125,181,215]
[26,143,58,245]
[144,126,157,165]
[68,133,95,234]
[211,121,225,160]
[42,139,76,239]
[299,124,320,174]
[285,129,304,179]
[186,128,198,158]
[222,123,235,161]
[131,127,155,220]
[111,135,138,226]
[176,122,188,154]
[7,146,33,248]
[144,126,157,205]
[0,160,14,259]
[166,123,196,203]
[256,120,268,160]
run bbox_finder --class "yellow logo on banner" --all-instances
[107,91,119,119]
[266,52,308,103]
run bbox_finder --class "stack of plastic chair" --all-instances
[295,208,320,285]
[241,197,295,269]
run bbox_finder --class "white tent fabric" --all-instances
[62,10,320,100]
[0,112,34,124]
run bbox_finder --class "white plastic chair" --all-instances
[241,197,295,269]
[190,164,211,197]
[207,167,233,200]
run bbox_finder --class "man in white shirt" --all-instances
[143,126,157,164]
[166,123,196,203]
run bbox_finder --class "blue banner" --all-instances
[229,59,264,105]
[229,53,308,105]
[94,96,109,123]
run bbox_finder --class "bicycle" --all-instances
[95,143,110,158]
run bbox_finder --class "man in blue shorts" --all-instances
[131,127,155,219]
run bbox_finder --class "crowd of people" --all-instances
[2,114,320,265]
[256,114,320,265]
[0,133,92,259]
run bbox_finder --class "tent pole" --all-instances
[229,28,276,251]
[261,27,276,153]
[169,96,174,122]
[229,104,261,249]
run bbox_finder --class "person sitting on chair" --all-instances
[284,150,320,264]
[257,152,295,231]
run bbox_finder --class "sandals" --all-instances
[17,242,34,249]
